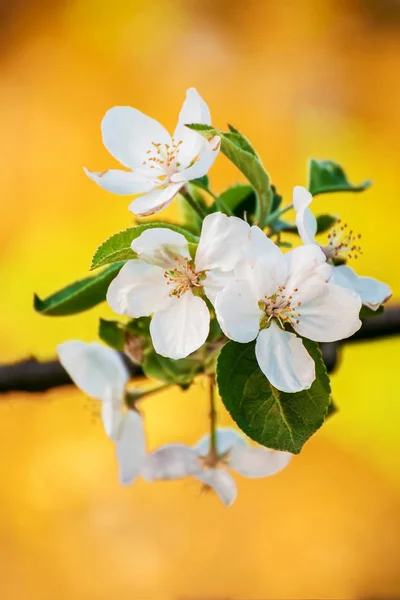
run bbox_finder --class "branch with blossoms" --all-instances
[31,88,392,506]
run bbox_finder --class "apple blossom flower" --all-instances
[215,226,362,393]
[293,185,392,310]
[141,428,292,506]
[84,88,221,216]
[107,212,250,360]
[57,341,146,485]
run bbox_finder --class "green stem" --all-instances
[265,202,294,226]
[180,187,208,220]
[125,383,171,408]
[208,375,217,456]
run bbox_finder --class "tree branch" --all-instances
[0,306,399,395]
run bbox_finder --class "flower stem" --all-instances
[125,383,171,408]
[180,186,208,220]
[265,202,294,226]
[208,374,217,456]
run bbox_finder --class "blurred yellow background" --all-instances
[0,0,399,598]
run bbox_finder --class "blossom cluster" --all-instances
[54,88,391,504]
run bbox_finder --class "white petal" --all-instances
[57,341,128,402]
[255,322,316,393]
[173,88,212,167]
[294,283,362,342]
[293,185,317,245]
[128,182,183,216]
[229,445,292,478]
[196,468,237,506]
[234,226,285,298]
[101,106,171,170]
[194,428,246,457]
[284,245,332,300]
[215,281,261,343]
[171,136,221,183]
[194,212,250,272]
[115,410,147,486]
[131,227,190,268]
[203,269,235,306]
[83,168,155,195]
[141,444,199,481]
[101,401,124,441]
[150,293,210,359]
[330,265,392,310]
[106,260,170,317]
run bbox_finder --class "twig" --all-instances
[0,306,399,395]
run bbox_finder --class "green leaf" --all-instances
[271,219,297,233]
[308,159,372,196]
[143,351,202,388]
[186,123,273,225]
[216,338,331,454]
[217,183,254,214]
[99,318,125,351]
[360,304,384,319]
[34,263,123,317]
[190,175,210,191]
[91,223,199,270]
[316,214,339,234]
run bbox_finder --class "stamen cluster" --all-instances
[164,258,202,298]
[259,286,302,329]
[325,220,362,260]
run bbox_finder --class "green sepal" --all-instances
[34,262,123,317]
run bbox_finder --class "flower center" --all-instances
[164,258,202,298]
[259,285,302,329]
[142,139,183,178]
[323,220,362,261]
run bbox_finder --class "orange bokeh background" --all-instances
[0,1,399,598]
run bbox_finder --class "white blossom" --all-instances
[215,226,362,393]
[141,428,292,506]
[107,212,250,360]
[57,341,146,485]
[293,185,392,310]
[84,88,220,216]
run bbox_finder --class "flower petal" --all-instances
[101,401,124,441]
[141,444,199,481]
[150,293,210,359]
[115,410,147,486]
[293,185,317,245]
[284,244,332,299]
[171,136,221,183]
[83,168,155,195]
[234,226,285,298]
[255,322,316,393]
[194,212,250,272]
[131,227,190,268]
[203,269,235,306]
[107,260,170,317]
[173,88,212,167]
[193,428,246,457]
[294,283,362,342]
[101,106,171,170]
[215,280,261,343]
[196,468,237,506]
[57,341,128,402]
[330,265,392,310]
[128,182,184,216]
[229,445,292,478]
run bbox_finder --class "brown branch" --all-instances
[0,306,399,395]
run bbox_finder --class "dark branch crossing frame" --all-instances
[1,306,399,395]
